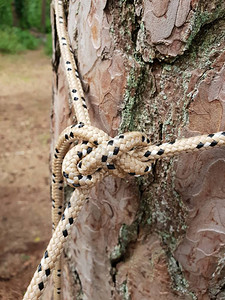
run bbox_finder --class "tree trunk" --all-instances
[41,0,47,32]
[11,0,19,27]
[50,1,225,299]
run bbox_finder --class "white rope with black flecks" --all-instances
[23,0,225,299]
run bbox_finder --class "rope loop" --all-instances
[61,122,153,190]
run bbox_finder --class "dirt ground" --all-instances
[0,49,52,299]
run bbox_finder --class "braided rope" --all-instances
[23,0,225,299]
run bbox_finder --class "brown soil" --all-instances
[0,49,52,299]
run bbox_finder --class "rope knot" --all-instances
[60,123,153,189]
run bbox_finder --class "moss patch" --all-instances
[119,280,131,300]
[186,1,225,50]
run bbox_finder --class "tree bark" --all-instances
[50,1,225,299]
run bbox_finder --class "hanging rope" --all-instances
[23,0,225,299]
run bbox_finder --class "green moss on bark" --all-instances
[186,1,225,50]
[119,280,131,300]
[168,256,197,299]
[119,60,151,132]
[110,222,138,263]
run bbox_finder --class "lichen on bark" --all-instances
[186,1,225,50]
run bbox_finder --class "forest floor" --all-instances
[0,49,52,299]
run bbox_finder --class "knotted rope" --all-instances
[23,0,225,299]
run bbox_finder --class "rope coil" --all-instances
[23,1,225,299]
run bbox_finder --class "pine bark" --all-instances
[50,1,225,299]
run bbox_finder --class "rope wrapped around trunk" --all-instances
[23,0,225,299]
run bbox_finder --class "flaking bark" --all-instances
[51,1,225,299]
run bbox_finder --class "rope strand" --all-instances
[55,0,90,125]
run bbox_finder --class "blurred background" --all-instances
[0,0,53,298]
[0,0,52,54]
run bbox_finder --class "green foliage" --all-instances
[26,0,42,31]
[45,2,51,33]
[14,0,27,27]
[0,26,40,53]
[44,32,52,56]
[24,0,51,32]
[0,0,52,54]
[0,0,13,26]
[0,0,51,32]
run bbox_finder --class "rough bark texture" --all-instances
[51,1,225,299]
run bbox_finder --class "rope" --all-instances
[23,0,225,299]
